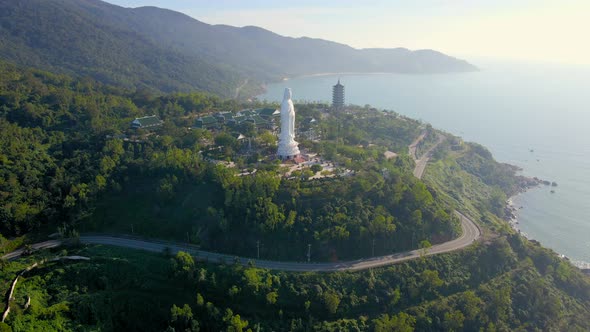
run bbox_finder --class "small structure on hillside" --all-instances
[195,115,219,129]
[299,117,319,141]
[130,115,163,129]
[257,107,280,118]
[195,108,279,131]
[383,151,398,160]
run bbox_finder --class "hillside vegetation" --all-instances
[0,61,456,261]
[0,0,244,97]
[1,62,589,332]
[1,231,589,331]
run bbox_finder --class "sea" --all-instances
[259,60,590,269]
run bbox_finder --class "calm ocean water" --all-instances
[259,61,590,268]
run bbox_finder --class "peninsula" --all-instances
[1,63,589,331]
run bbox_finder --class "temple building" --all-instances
[130,115,163,129]
[332,79,345,109]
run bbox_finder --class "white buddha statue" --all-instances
[277,88,300,159]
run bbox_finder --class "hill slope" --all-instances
[0,0,477,96]
[0,0,243,96]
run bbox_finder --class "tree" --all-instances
[196,293,205,307]
[304,300,311,312]
[323,290,341,314]
[0,322,12,332]
[490,237,517,272]
[228,285,240,297]
[223,309,249,332]
[95,174,107,191]
[238,121,257,138]
[458,291,483,322]
[255,197,285,231]
[215,132,237,149]
[420,269,443,295]
[443,310,465,331]
[373,312,416,332]
[158,176,177,200]
[258,131,277,148]
[310,164,323,173]
[172,251,195,280]
[419,240,432,258]
[170,304,199,332]
[266,291,278,305]
[103,139,125,159]
[302,169,315,180]
[243,268,264,293]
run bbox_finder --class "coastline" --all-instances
[282,71,392,81]
[506,185,590,271]
[256,70,476,100]
[259,71,590,274]
[281,69,477,82]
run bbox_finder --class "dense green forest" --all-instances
[0,61,234,238]
[1,61,589,331]
[0,0,249,97]
[2,227,589,331]
[0,61,456,261]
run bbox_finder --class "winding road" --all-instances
[411,133,445,179]
[2,132,480,272]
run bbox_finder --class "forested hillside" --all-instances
[1,61,589,332]
[0,61,230,236]
[0,0,476,97]
[0,0,245,96]
[0,61,455,261]
[2,223,589,331]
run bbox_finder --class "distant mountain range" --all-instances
[0,0,478,97]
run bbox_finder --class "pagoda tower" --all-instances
[332,79,345,109]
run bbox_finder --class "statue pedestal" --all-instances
[277,140,300,160]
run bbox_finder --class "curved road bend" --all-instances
[3,133,481,272]
[2,216,479,272]
[78,213,478,272]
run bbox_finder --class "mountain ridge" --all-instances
[0,0,477,97]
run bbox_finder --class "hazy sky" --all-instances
[105,0,590,65]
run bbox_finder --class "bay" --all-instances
[259,60,590,268]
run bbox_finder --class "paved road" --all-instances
[76,214,479,272]
[413,134,445,179]
[1,240,62,261]
[3,132,480,272]
[2,215,480,272]
[408,131,426,161]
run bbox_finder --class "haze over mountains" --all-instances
[0,0,477,97]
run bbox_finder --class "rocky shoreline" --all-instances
[504,174,553,223]
[504,174,590,272]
